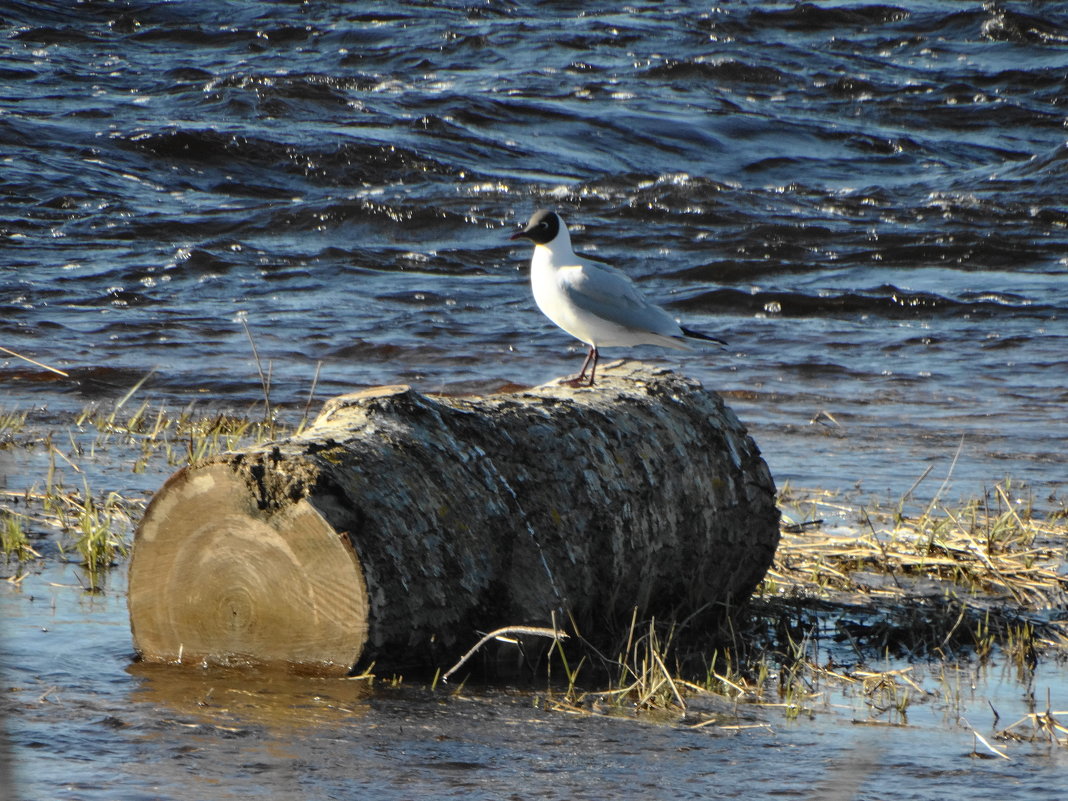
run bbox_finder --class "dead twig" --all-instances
[0,346,69,377]
[441,625,568,684]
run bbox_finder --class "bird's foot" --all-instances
[560,374,594,388]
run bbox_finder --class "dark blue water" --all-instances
[3,3,1068,800]
[2,0,1067,504]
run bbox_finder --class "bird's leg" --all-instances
[563,345,597,387]
[586,346,599,386]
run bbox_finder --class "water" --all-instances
[2,2,1068,798]
[2,0,1066,502]
[5,563,1068,800]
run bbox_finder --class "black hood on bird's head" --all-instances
[510,209,560,245]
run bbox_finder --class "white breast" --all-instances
[529,243,688,350]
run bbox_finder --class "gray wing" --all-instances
[558,259,682,337]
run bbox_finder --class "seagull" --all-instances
[510,209,725,386]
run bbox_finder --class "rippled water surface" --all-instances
[3,1,1068,798]
[3,0,1066,499]
[5,561,1068,800]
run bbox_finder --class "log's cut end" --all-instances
[129,462,369,675]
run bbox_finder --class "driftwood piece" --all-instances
[128,362,780,675]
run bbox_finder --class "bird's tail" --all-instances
[681,326,728,347]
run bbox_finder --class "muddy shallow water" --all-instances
[3,560,1068,800]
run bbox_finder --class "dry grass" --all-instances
[0,408,29,440]
[1,400,289,585]
[1,510,39,562]
[776,482,1066,600]
[75,401,287,472]
[533,482,1067,739]
[1,465,138,588]
[771,482,1068,654]
[995,690,1068,746]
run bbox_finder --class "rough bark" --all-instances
[129,362,780,675]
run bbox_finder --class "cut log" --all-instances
[128,362,780,675]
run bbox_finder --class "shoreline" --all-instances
[3,403,1066,723]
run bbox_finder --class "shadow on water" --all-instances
[126,662,375,733]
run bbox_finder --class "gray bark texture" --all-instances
[128,362,780,675]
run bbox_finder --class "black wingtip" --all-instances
[680,326,728,347]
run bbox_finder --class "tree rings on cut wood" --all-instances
[128,362,780,675]
[129,463,369,674]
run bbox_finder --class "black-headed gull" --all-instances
[511,209,725,386]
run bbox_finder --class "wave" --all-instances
[701,4,909,36]
[642,59,786,86]
[114,127,459,185]
[672,284,1060,320]
[996,142,1068,180]
[980,6,1068,45]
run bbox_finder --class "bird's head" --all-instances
[510,209,561,245]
